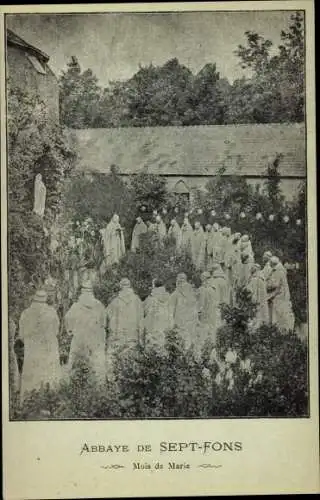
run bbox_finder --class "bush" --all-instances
[14,317,308,420]
[94,232,201,304]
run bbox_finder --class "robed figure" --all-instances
[100,214,125,267]
[131,217,147,252]
[266,257,295,332]
[191,221,206,270]
[211,224,223,263]
[220,227,232,266]
[155,215,167,246]
[168,219,182,252]
[208,263,229,306]
[236,251,253,290]
[65,280,107,383]
[181,217,193,257]
[262,251,273,281]
[197,272,221,349]
[106,278,144,379]
[143,279,174,352]
[170,273,198,349]
[33,173,46,218]
[247,264,269,329]
[18,289,61,403]
[240,235,254,261]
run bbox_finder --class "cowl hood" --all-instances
[78,291,98,310]
[117,287,136,305]
[151,286,169,303]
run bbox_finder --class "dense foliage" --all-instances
[7,83,77,321]
[14,291,308,420]
[59,12,304,127]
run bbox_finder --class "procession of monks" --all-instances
[13,213,296,405]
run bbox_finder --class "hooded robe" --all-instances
[267,264,295,332]
[168,221,182,252]
[19,295,61,402]
[209,266,229,306]
[105,285,143,379]
[144,286,174,351]
[155,219,167,246]
[100,215,125,267]
[65,289,107,382]
[197,283,221,346]
[191,226,206,270]
[247,272,269,329]
[170,281,198,349]
[131,220,147,252]
[262,261,272,281]
[33,173,46,217]
[181,220,193,256]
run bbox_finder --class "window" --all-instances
[173,180,190,205]
[26,54,46,74]
[173,180,189,196]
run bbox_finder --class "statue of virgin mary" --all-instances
[33,173,46,217]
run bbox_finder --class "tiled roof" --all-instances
[7,29,49,62]
[67,123,306,178]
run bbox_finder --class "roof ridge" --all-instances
[7,28,49,62]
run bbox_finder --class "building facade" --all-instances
[68,123,306,202]
[6,29,59,122]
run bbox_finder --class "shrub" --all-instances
[14,319,308,420]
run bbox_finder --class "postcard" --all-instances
[1,1,319,498]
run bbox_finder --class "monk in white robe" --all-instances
[155,215,167,246]
[225,232,241,304]
[144,279,174,352]
[100,214,125,267]
[240,235,254,262]
[33,173,46,218]
[204,224,212,268]
[131,217,147,252]
[267,257,295,333]
[236,251,253,290]
[181,217,193,256]
[170,273,198,350]
[208,263,229,306]
[220,227,232,266]
[206,224,215,268]
[262,251,273,281]
[19,289,61,403]
[65,280,107,383]
[197,272,221,348]
[191,221,206,270]
[247,264,269,329]
[106,278,144,379]
[210,223,223,263]
[168,219,182,252]
[147,220,157,233]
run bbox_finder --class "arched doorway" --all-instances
[172,179,190,210]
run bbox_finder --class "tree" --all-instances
[8,82,77,319]
[234,11,305,123]
[191,64,230,125]
[264,154,284,210]
[130,172,168,214]
[63,168,135,242]
[59,56,102,128]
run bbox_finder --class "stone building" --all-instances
[67,123,305,202]
[6,28,59,122]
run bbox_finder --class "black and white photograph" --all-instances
[5,8,309,422]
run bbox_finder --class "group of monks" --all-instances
[11,213,296,406]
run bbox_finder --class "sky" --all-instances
[6,11,296,86]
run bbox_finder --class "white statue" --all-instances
[33,173,46,217]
